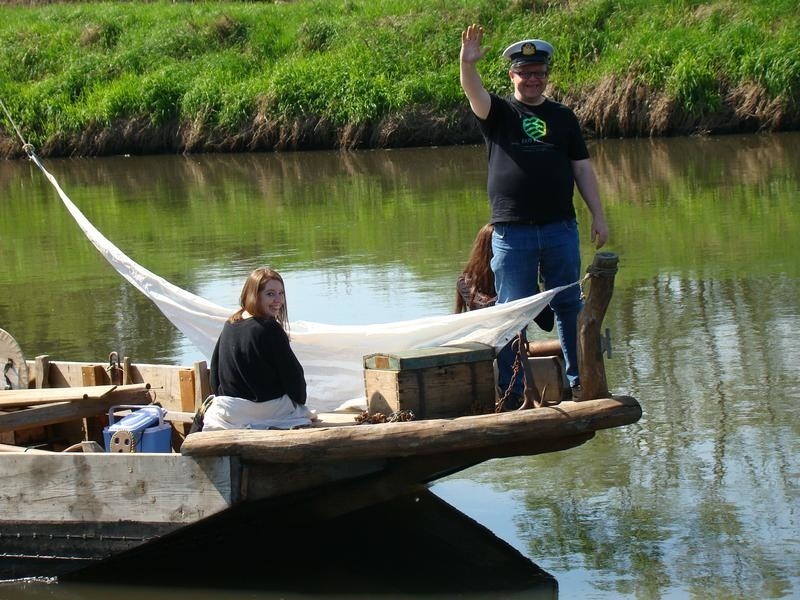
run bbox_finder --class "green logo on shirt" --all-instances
[522,115,547,141]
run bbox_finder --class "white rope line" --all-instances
[0,97,30,149]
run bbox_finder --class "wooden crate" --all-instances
[363,343,496,419]
[527,356,568,403]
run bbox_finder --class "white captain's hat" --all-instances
[502,39,554,67]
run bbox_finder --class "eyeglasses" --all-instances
[514,70,549,80]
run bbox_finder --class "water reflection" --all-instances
[592,132,800,201]
[0,133,799,598]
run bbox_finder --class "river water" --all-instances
[0,133,798,599]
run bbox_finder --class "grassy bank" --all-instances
[0,0,798,157]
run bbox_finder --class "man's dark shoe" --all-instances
[571,384,582,401]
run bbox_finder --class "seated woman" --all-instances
[455,224,554,331]
[198,267,314,431]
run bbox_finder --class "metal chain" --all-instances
[496,332,525,412]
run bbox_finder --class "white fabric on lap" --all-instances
[202,394,316,431]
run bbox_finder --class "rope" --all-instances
[0,97,35,156]
[579,271,590,301]
[581,262,617,298]
[586,264,618,277]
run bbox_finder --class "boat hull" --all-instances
[1,396,641,579]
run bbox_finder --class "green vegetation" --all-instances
[0,0,798,157]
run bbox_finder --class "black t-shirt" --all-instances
[210,317,307,404]
[477,94,589,225]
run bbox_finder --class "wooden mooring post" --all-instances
[577,252,618,401]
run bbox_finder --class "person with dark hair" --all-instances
[196,267,311,431]
[459,25,609,403]
[456,224,497,313]
[456,224,555,332]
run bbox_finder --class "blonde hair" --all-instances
[230,267,290,332]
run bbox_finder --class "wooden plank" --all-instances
[42,362,87,388]
[0,454,235,523]
[363,342,495,371]
[81,364,108,386]
[181,395,642,462]
[0,385,151,433]
[126,364,188,412]
[178,369,196,413]
[26,360,191,412]
[0,384,115,445]
[314,412,362,427]
[164,410,195,424]
[0,385,117,408]
[193,360,211,409]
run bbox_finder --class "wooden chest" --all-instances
[363,342,496,419]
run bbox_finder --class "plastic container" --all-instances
[103,405,172,453]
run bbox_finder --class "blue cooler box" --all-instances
[103,405,172,453]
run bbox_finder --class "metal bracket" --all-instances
[601,328,613,359]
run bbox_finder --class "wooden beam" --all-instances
[241,432,594,520]
[0,385,117,408]
[18,359,205,413]
[181,395,642,462]
[307,432,595,521]
[164,410,195,424]
[0,384,153,433]
[527,339,563,357]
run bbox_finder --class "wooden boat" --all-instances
[0,253,641,584]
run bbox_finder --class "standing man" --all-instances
[460,24,608,406]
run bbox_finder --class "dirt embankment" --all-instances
[567,75,798,138]
[1,79,797,159]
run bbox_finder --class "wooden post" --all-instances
[34,355,50,389]
[122,356,132,385]
[193,361,211,410]
[577,252,618,401]
[81,365,108,386]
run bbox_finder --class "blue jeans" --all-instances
[491,220,582,393]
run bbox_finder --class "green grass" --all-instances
[0,0,797,156]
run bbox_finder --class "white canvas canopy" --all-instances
[29,153,575,411]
